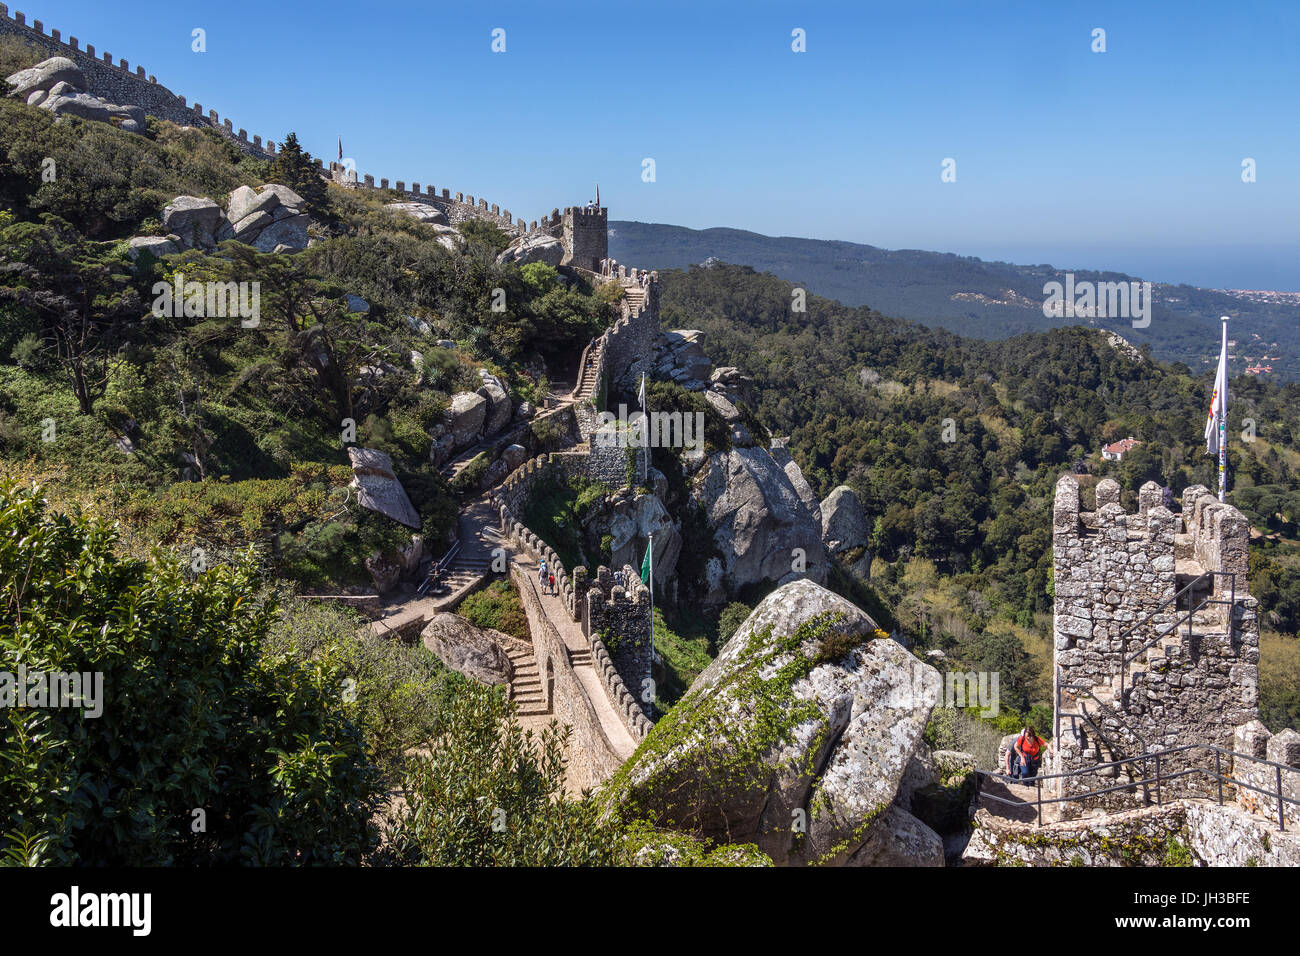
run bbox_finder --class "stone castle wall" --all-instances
[329,161,527,235]
[586,564,655,721]
[490,448,641,622]
[1052,476,1259,808]
[561,205,607,271]
[604,282,662,396]
[0,5,276,158]
[0,7,558,229]
[509,563,628,787]
[492,457,653,742]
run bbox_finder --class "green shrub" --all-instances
[265,599,462,781]
[388,681,630,865]
[451,451,492,495]
[0,480,379,865]
[717,603,752,645]
[456,218,512,255]
[457,580,529,640]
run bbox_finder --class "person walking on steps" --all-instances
[1005,725,1054,782]
[538,559,547,590]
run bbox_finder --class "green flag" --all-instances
[639,541,652,585]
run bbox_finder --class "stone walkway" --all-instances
[511,551,639,762]
[361,347,642,775]
[976,775,1070,826]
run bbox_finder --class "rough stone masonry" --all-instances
[1051,476,1259,812]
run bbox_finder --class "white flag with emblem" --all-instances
[1204,329,1227,455]
[638,372,647,411]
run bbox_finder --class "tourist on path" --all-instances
[1005,726,1054,782]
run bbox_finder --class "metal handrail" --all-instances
[1058,681,1148,755]
[416,539,461,596]
[975,742,1299,830]
[1118,571,1238,706]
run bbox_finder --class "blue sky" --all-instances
[23,0,1300,289]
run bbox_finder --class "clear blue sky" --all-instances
[25,0,1300,289]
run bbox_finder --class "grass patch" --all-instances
[458,579,529,640]
[653,607,717,709]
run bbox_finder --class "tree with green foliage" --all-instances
[267,132,329,218]
[0,480,380,865]
[0,214,139,414]
[388,681,631,866]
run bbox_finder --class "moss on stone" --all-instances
[602,612,865,839]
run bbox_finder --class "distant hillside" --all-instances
[609,221,1300,381]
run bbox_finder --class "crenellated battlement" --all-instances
[326,161,525,234]
[1052,475,1259,811]
[0,6,277,158]
[560,205,608,271]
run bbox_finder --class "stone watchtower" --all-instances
[561,205,608,271]
[1051,476,1259,810]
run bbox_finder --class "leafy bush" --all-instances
[457,580,529,640]
[923,706,1004,770]
[0,480,379,864]
[265,598,462,781]
[456,218,512,255]
[717,603,752,645]
[388,681,630,865]
[450,451,491,495]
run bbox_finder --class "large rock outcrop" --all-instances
[156,185,309,254]
[655,330,713,391]
[603,579,942,866]
[420,613,515,685]
[385,201,449,226]
[769,438,822,522]
[476,369,512,436]
[496,232,563,268]
[435,392,487,458]
[224,185,308,252]
[348,447,422,529]
[7,57,144,133]
[161,196,223,251]
[820,485,872,578]
[607,492,682,587]
[691,446,826,595]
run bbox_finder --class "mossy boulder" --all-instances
[602,579,942,865]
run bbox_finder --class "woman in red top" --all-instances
[1006,726,1054,781]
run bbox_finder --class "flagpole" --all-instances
[647,532,655,696]
[640,372,649,484]
[1219,316,1228,503]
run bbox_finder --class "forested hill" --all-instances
[612,221,1300,381]
[658,262,1300,729]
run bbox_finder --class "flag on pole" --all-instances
[338,137,343,161]
[640,538,652,585]
[637,372,647,411]
[1204,332,1227,456]
[1206,317,1230,502]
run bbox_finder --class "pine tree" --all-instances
[268,131,329,217]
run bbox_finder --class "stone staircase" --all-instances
[571,340,604,402]
[424,553,493,598]
[1073,595,1227,781]
[505,643,548,717]
[623,285,648,313]
[439,442,488,482]
[568,646,592,668]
